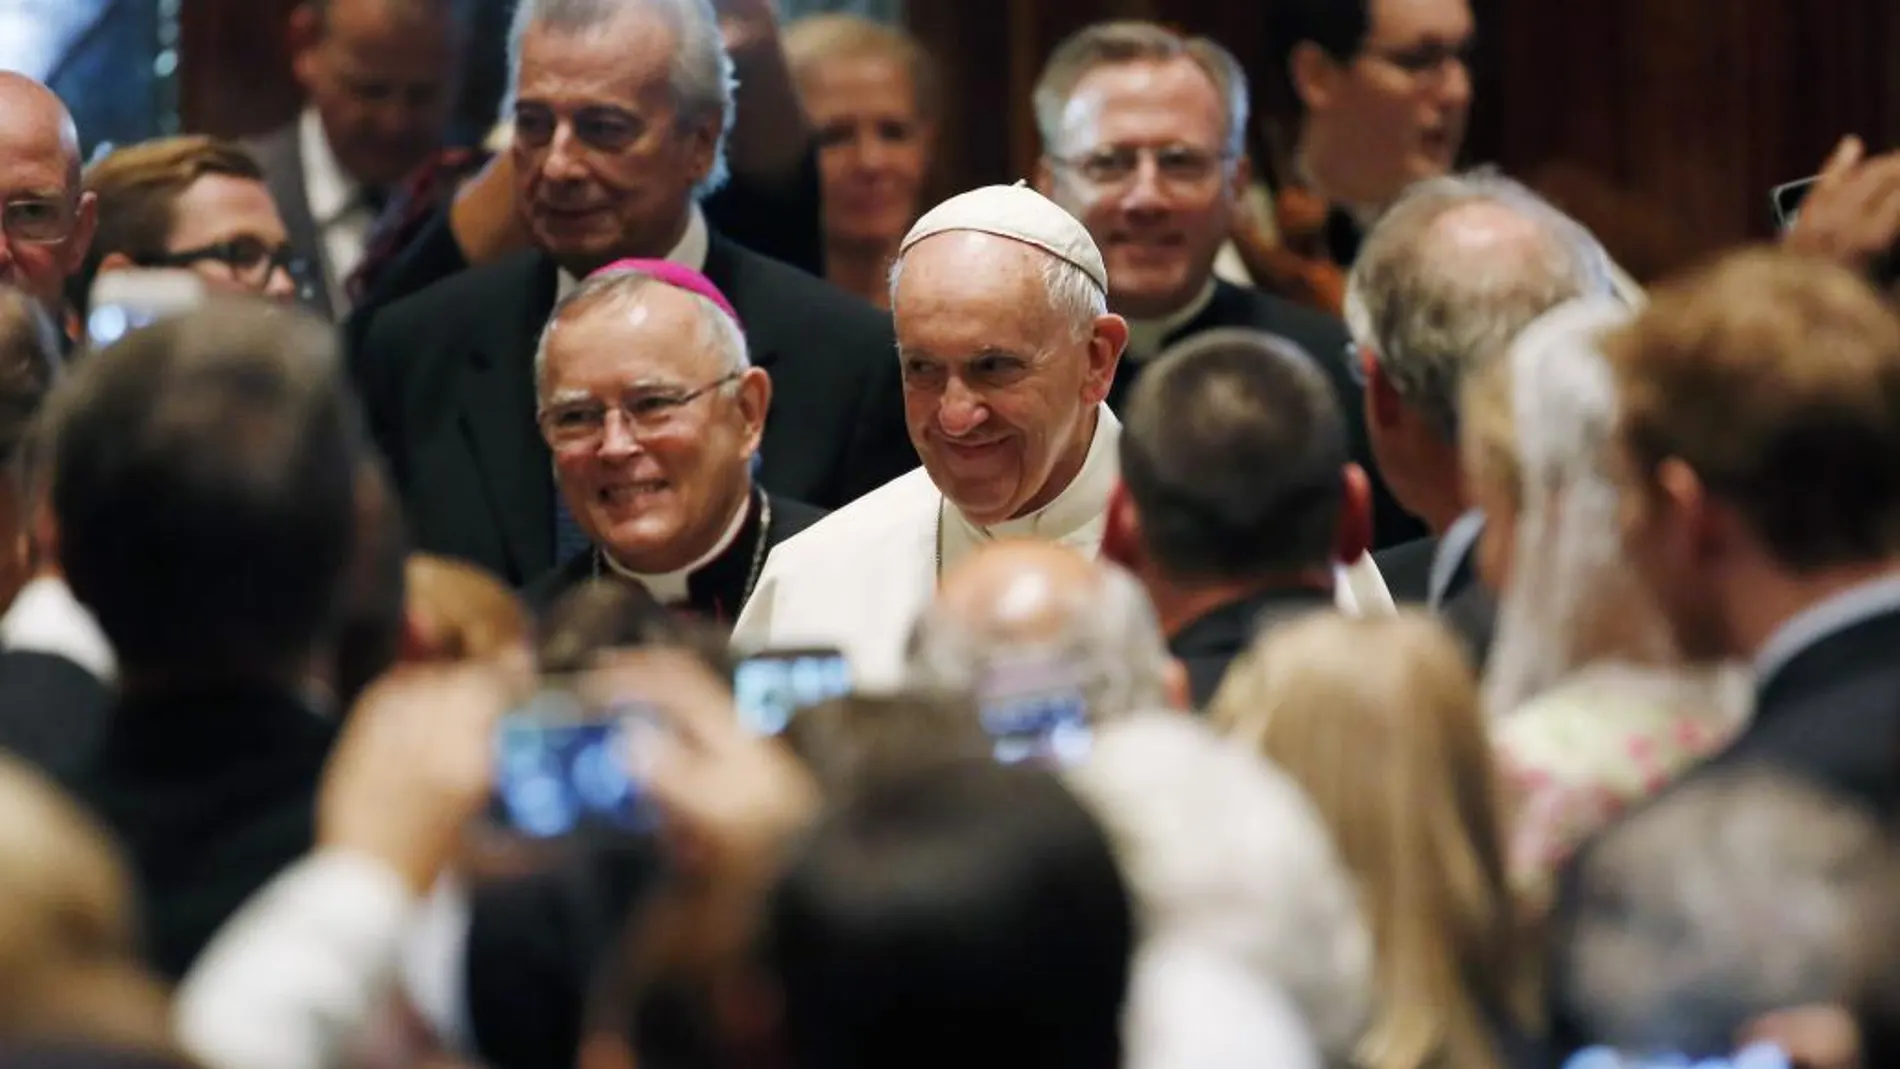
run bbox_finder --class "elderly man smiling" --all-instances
[523,261,825,624]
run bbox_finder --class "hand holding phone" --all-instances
[732,647,852,735]
[488,682,661,839]
[977,653,1093,768]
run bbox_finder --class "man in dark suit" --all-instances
[1608,251,1900,821]
[519,263,825,624]
[248,0,465,319]
[352,0,913,588]
[1030,21,1419,550]
[1349,172,1618,664]
[1103,329,1366,708]
[56,299,366,980]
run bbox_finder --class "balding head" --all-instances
[907,539,1177,721]
[0,73,94,313]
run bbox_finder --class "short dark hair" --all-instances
[50,298,362,681]
[1120,327,1347,580]
[781,691,991,798]
[535,578,734,680]
[1269,0,1370,115]
[764,759,1133,1069]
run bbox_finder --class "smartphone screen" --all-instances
[86,269,208,347]
[732,647,853,735]
[489,687,659,839]
[1771,175,1818,232]
[978,654,1093,767]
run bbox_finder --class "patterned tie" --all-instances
[553,493,592,565]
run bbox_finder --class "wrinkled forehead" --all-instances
[545,289,730,383]
[0,115,77,198]
[894,232,1071,352]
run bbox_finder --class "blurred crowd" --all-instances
[0,2,1898,1069]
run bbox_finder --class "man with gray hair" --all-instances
[521,261,825,622]
[1027,21,1417,551]
[734,183,1129,687]
[1551,770,1900,1067]
[1348,171,1615,646]
[907,541,1185,740]
[352,0,914,588]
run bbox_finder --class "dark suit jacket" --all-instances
[245,121,337,320]
[351,232,915,586]
[1374,535,1438,605]
[522,490,826,622]
[1170,586,1337,708]
[1112,279,1428,550]
[73,685,336,980]
[0,651,112,791]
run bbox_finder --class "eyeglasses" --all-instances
[1,196,76,244]
[144,237,308,290]
[1361,38,1477,86]
[1048,144,1232,192]
[538,372,741,448]
[513,102,648,154]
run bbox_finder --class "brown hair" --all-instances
[1605,248,1900,571]
[1211,611,1529,1069]
[73,136,266,312]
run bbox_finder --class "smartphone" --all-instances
[732,647,853,735]
[1770,175,1819,233]
[86,269,208,347]
[488,684,660,839]
[978,655,1093,767]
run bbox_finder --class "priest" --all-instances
[732,184,1390,687]
[522,260,824,626]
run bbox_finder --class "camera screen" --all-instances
[732,650,853,735]
[982,687,1093,767]
[489,691,658,838]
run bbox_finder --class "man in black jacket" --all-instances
[1608,250,1900,821]
[56,299,366,980]
[351,0,914,587]
[1029,21,1417,550]
[1103,328,1365,707]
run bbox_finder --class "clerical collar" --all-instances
[557,204,711,300]
[1123,279,1217,362]
[939,406,1122,572]
[600,485,753,604]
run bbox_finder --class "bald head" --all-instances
[907,539,1176,720]
[0,74,92,314]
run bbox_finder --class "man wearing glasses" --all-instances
[74,137,305,322]
[1271,0,1476,267]
[522,261,823,622]
[0,73,96,337]
[1031,22,1419,550]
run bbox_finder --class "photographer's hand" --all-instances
[1785,136,1900,275]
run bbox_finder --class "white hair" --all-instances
[1125,938,1322,1069]
[1343,170,1618,442]
[1065,713,1374,1060]
[532,269,749,402]
[505,0,736,198]
[888,239,1106,342]
[1557,771,1900,1057]
[905,561,1171,723]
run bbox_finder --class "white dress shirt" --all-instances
[554,205,712,301]
[0,574,115,682]
[599,489,751,604]
[300,108,378,316]
[1122,280,1217,363]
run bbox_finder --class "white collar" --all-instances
[299,107,369,227]
[1754,573,1900,693]
[942,406,1121,557]
[600,486,752,604]
[0,575,116,683]
[1123,279,1217,362]
[556,204,711,300]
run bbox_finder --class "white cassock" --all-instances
[732,406,1396,690]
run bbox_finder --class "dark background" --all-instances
[166,0,1900,283]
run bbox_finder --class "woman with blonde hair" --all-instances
[1459,296,1748,911]
[783,14,938,308]
[1211,610,1533,1069]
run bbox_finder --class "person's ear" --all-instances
[288,3,325,90]
[1336,463,1372,563]
[1163,657,1193,711]
[61,192,97,275]
[735,366,772,456]
[684,114,722,189]
[1082,313,1128,404]
[1290,40,1344,113]
[1032,155,1056,198]
[1364,348,1407,428]
[1101,481,1143,571]
[1655,457,1723,564]
[1228,152,1254,203]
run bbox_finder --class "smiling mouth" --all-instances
[941,439,1006,461]
[600,481,667,506]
